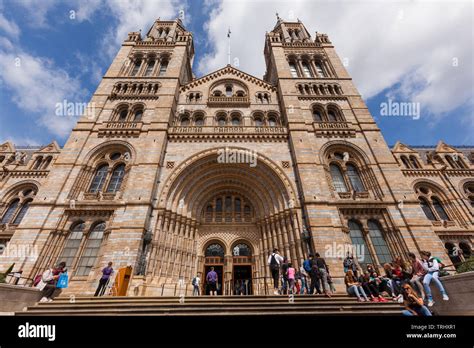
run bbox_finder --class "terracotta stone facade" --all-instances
[0,18,472,296]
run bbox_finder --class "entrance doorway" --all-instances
[203,265,223,295]
[233,265,252,295]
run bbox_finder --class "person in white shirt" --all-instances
[420,251,449,307]
[267,248,284,295]
[192,274,201,296]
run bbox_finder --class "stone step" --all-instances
[18,295,404,316]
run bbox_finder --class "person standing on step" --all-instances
[192,273,201,296]
[280,257,289,295]
[299,259,309,294]
[206,267,218,296]
[287,262,296,295]
[267,249,284,295]
[94,262,114,297]
[308,255,322,295]
[314,253,331,297]
[420,251,449,307]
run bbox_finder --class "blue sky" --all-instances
[0,0,472,148]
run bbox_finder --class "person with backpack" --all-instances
[36,262,66,302]
[206,267,218,296]
[192,273,201,296]
[267,249,284,295]
[420,251,449,306]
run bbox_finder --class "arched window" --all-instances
[315,62,326,77]
[42,156,53,169]
[231,116,241,126]
[313,109,323,122]
[409,156,420,169]
[225,196,232,212]
[106,164,125,193]
[254,116,263,127]
[232,243,251,256]
[58,222,85,269]
[159,60,168,76]
[327,110,337,122]
[302,61,313,77]
[217,115,226,126]
[289,62,298,77]
[89,164,109,193]
[445,155,457,169]
[419,197,436,221]
[76,222,106,276]
[225,85,233,97]
[205,243,224,257]
[459,242,472,258]
[330,164,348,193]
[12,200,31,225]
[131,59,141,76]
[432,197,449,221]
[195,117,204,126]
[133,109,143,121]
[145,60,155,76]
[400,156,411,168]
[367,220,392,265]
[118,109,128,122]
[1,199,19,224]
[33,156,43,170]
[180,116,190,126]
[348,220,373,265]
[268,117,277,127]
[215,198,223,212]
[346,164,365,192]
[234,198,241,212]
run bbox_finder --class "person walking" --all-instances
[94,262,114,297]
[308,255,322,295]
[420,251,449,306]
[192,273,201,296]
[267,249,284,295]
[280,257,289,295]
[206,267,218,296]
[37,262,66,302]
[287,262,296,295]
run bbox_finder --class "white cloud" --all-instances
[100,0,184,59]
[0,48,88,138]
[198,0,473,121]
[0,13,20,38]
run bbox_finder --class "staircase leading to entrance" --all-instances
[17,294,404,316]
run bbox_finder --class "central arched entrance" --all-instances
[147,147,307,295]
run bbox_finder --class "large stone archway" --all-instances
[144,147,306,294]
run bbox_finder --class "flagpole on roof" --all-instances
[227,28,231,66]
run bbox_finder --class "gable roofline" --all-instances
[391,141,417,153]
[181,64,277,92]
